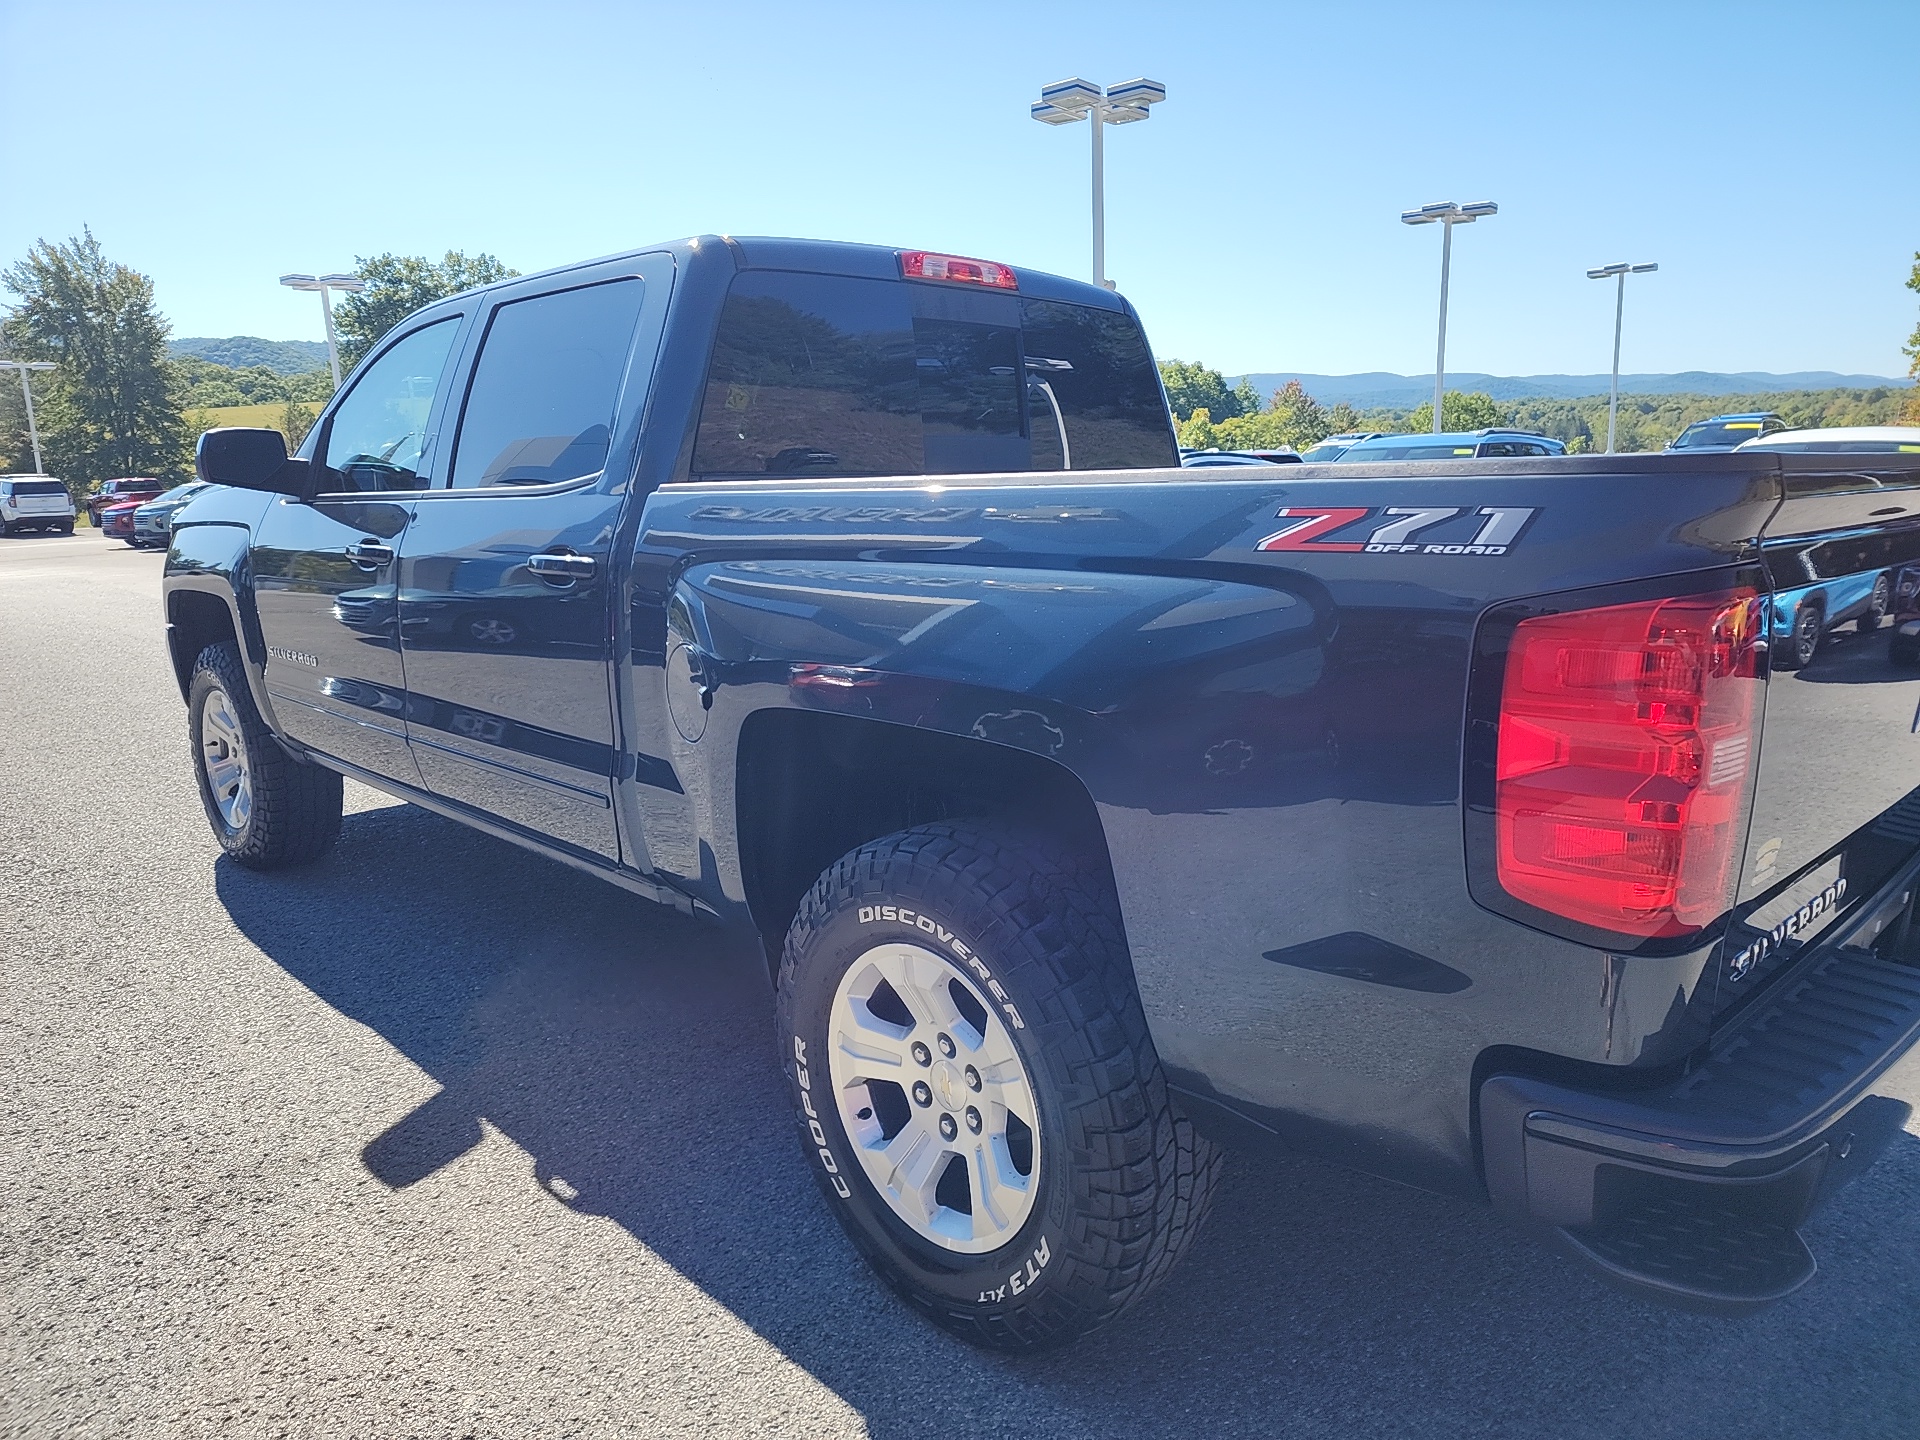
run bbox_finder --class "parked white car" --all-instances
[0,475,77,535]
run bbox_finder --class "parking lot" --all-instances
[5,531,1920,1439]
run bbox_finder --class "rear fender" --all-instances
[662,554,1333,904]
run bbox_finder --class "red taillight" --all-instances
[1494,588,1762,938]
[898,251,1018,290]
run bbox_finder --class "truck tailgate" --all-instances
[1722,457,1920,1012]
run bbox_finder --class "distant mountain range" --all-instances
[1234,370,1915,408]
[170,336,329,375]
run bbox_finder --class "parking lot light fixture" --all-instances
[280,272,369,389]
[1031,77,1166,289]
[0,358,57,472]
[1587,262,1659,454]
[1401,200,1498,432]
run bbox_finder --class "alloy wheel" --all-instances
[827,942,1041,1254]
[200,686,253,831]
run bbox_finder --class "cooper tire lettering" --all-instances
[793,1033,851,1197]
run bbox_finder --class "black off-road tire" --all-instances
[187,642,342,869]
[776,821,1221,1353]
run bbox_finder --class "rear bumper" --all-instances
[1481,853,1920,1311]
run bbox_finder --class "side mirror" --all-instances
[195,428,313,499]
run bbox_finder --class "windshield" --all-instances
[1298,442,1349,463]
[1672,420,1767,449]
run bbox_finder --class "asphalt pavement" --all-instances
[5,529,1920,1439]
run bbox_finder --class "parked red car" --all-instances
[98,498,144,543]
[85,477,163,527]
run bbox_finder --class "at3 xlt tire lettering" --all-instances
[775,820,1221,1353]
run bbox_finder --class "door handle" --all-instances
[528,551,596,584]
[346,540,394,569]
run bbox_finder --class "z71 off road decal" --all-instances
[1255,506,1538,556]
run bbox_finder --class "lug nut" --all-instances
[937,1033,956,1058]
[912,1081,933,1108]
[965,1065,981,1091]
[911,1041,931,1067]
[965,1106,982,1134]
[939,1113,958,1140]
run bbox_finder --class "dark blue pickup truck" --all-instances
[164,236,1920,1351]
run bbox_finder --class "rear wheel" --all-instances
[188,642,342,868]
[776,821,1220,1353]
[1862,574,1892,633]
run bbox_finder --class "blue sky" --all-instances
[3,0,1916,378]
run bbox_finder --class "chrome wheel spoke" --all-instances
[968,1138,1027,1235]
[199,686,252,830]
[827,940,1041,1255]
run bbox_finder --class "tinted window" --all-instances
[1019,299,1177,471]
[693,273,919,478]
[1672,420,1766,449]
[449,279,645,488]
[321,318,461,492]
[10,480,68,496]
[690,274,1176,479]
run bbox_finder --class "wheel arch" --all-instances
[164,521,278,733]
[733,707,1120,979]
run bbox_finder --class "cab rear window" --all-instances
[690,272,1175,479]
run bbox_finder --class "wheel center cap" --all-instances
[931,1060,966,1110]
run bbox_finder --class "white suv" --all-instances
[0,475,77,535]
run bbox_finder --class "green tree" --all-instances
[1158,360,1253,424]
[1404,390,1510,433]
[1325,401,1363,434]
[1,229,189,485]
[1175,406,1221,450]
[1905,251,1920,423]
[279,399,316,452]
[333,251,519,371]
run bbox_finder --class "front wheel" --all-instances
[776,822,1220,1353]
[188,642,342,868]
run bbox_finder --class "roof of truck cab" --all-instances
[722,236,1128,311]
[427,235,1130,315]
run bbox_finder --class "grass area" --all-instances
[186,402,311,430]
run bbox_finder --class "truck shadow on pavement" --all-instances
[215,800,1920,1440]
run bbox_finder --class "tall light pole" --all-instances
[1401,200,1497,432]
[279,272,367,389]
[1586,262,1658,454]
[1031,77,1166,290]
[0,359,57,472]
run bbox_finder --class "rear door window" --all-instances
[690,273,1175,479]
[448,278,647,488]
